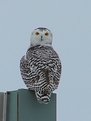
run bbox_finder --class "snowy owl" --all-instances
[20,27,62,104]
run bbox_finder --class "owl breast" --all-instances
[26,45,59,61]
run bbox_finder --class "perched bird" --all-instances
[20,27,62,104]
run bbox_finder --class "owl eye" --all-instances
[35,32,40,35]
[45,32,49,36]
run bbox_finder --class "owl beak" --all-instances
[41,36,43,41]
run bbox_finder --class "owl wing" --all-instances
[20,56,39,90]
[49,56,62,90]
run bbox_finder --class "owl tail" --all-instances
[35,89,51,104]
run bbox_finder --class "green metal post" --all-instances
[6,91,18,121]
[0,93,4,121]
[0,89,56,121]
[0,93,7,121]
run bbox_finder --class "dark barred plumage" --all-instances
[35,27,50,32]
[20,45,62,104]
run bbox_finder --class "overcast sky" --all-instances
[0,0,91,121]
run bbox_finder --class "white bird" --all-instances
[20,27,62,104]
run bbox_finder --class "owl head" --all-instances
[30,27,53,46]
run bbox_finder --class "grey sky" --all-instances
[0,0,91,121]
